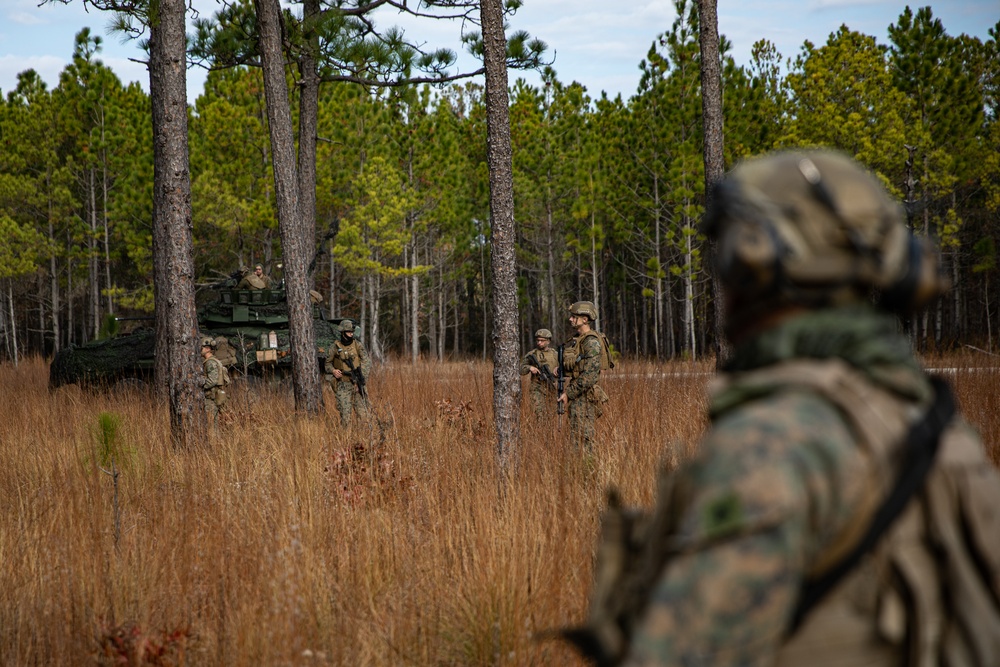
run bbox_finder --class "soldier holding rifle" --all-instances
[520,328,559,417]
[557,301,609,455]
[324,319,371,427]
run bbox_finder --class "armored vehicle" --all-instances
[49,278,347,389]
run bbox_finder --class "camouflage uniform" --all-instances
[202,349,226,429]
[325,326,372,428]
[238,265,271,290]
[564,333,602,453]
[625,307,929,664]
[567,151,1000,666]
[520,341,558,417]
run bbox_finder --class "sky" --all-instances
[1,0,997,103]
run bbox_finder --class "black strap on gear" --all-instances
[788,375,956,635]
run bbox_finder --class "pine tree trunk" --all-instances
[7,282,18,366]
[89,169,100,340]
[48,215,60,354]
[411,245,419,363]
[546,205,557,336]
[328,250,339,319]
[67,248,75,347]
[654,173,663,359]
[149,0,205,445]
[480,0,521,472]
[698,0,730,365]
[255,0,322,414]
[298,0,320,284]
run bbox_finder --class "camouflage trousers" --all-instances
[205,393,221,430]
[569,397,596,454]
[529,383,554,417]
[333,379,370,428]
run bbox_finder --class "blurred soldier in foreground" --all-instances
[521,328,559,417]
[563,150,1000,665]
[201,336,229,430]
[238,263,272,290]
[558,301,610,454]
[325,320,372,427]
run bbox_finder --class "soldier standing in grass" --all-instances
[520,328,559,417]
[325,320,372,427]
[558,301,608,454]
[563,150,1000,666]
[201,336,228,430]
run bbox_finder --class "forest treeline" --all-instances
[1,2,998,363]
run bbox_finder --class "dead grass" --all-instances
[0,352,995,665]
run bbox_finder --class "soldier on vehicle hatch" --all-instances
[520,328,559,417]
[558,301,610,455]
[561,149,1000,666]
[238,263,271,290]
[325,320,372,427]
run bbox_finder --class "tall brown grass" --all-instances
[1,352,995,665]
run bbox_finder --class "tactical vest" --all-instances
[329,340,361,375]
[203,356,226,386]
[710,359,1000,667]
[203,356,229,406]
[563,330,614,376]
[525,348,559,382]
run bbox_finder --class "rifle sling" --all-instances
[788,375,955,634]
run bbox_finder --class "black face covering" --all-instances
[340,332,353,345]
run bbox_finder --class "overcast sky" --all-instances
[1,0,996,103]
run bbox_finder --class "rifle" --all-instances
[341,353,368,401]
[557,344,566,417]
[526,352,557,388]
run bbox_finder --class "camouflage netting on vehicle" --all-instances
[315,318,341,351]
[49,329,156,388]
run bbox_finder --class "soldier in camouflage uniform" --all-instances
[201,336,227,430]
[325,320,372,428]
[558,302,604,454]
[237,263,272,290]
[520,328,559,417]
[565,150,1000,666]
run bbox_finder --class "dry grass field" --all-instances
[1,351,997,666]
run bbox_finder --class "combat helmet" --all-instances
[568,301,598,321]
[702,149,947,332]
[535,328,553,340]
[200,336,216,349]
[338,320,355,333]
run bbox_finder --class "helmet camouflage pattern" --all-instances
[200,336,216,348]
[535,328,553,340]
[569,301,598,321]
[702,149,947,325]
[338,320,355,333]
